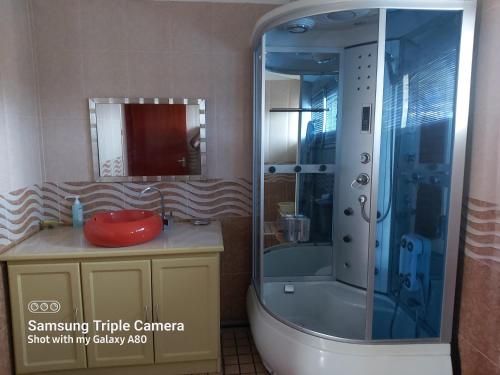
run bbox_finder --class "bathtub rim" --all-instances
[249,281,449,346]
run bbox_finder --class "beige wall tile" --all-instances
[215,116,251,180]
[211,4,257,53]
[42,117,92,182]
[0,79,11,194]
[0,0,32,65]
[128,51,171,98]
[37,48,85,119]
[4,115,43,191]
[80,0,129,51]
[0,50,38,118]
[468,1,500,203]
[83,50,129,98]
[480,0,500,12]
[211,51,252,119]
[31,0,82,51]
[125,0,172,52]
[170,2,213,53]
[170,52,212,99]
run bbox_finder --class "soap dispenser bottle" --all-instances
[66,196,84,228]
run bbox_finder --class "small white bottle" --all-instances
[66,196,84,228]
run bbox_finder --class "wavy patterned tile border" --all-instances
[42,179,253,223]
[462,197,500,265]
[0,183,497,264]
[0,179,252,250]
[0,185,43,249]
[0,206,9,248]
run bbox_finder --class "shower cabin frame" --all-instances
[252,0,476,344]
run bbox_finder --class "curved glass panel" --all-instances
[372,9,463,340]
[253,40,264,296]
[258,9,380,340]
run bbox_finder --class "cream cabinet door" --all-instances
[8,263,86,374]
[152,255,219,363]
[81,260,154,368]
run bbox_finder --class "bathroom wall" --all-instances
[30,0,272,182]
[0,0,43,194]
[456,0,500,373]
[0,0,44,247]
[0,0,44,372]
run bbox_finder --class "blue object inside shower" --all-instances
[372,9,463,340]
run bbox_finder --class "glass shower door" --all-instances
[259,9,382,340]
[371,9,463,340]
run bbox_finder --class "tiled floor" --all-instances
[221,327,270,375]
[187,326,270,375]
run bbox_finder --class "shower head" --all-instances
[286,18,315,33]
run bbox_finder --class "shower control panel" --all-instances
[334,42,378,289]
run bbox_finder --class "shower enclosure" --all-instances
[248,1,476,374]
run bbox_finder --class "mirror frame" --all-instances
[88,97,207,182]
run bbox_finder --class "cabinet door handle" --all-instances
[73,307,79,323]
[154,303,159,323]
[144,305,149,323]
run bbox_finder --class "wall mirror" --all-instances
[89,98,206,181]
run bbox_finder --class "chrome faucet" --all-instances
[139,186,167,228]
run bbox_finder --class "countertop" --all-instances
[0,221,224,262]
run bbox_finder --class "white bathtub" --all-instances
[247,282,452,375]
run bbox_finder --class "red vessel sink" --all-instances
[84,210,163,247]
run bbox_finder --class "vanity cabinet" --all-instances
[8,263,86,374]
[1,223,224,375]
[152,256,219,364]
[81,260,154,368]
